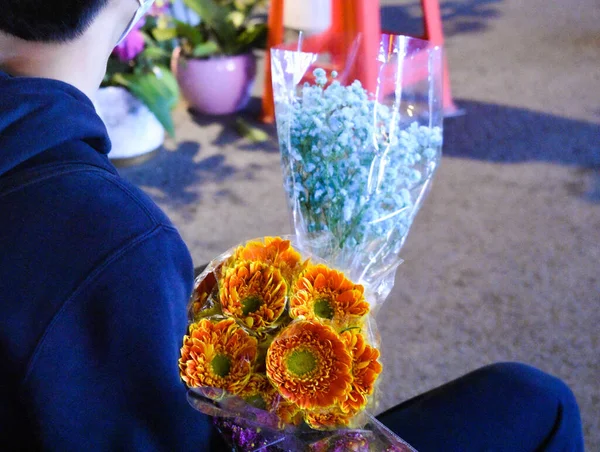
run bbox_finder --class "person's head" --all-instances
[0,0,155,96]
[0,0,153,44]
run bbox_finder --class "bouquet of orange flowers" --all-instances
[179,237,415,451]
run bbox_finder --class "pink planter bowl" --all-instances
[172,49,257,115]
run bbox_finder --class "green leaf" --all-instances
[139,46,171,61]
[192,41,220,58]
[234,118,270,143]
[140,31,157,47]
[228,11,245,28]
[111,73,131,88]
[143,15,159,31]
[233,0,248,10]
[114,66,180,137]
[234,23,267,52]
[234,0,265,15]
[183,0,224,24]
[174,19,205,47]
[152,27,178,41]
[183,0,238,47]
[104,58,131,83]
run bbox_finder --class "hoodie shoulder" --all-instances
[1,160,176,235]
[0,71,111,176]
[0,159,186,379]
[0,73,190,398]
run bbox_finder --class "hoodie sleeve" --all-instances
[19,225,226,451]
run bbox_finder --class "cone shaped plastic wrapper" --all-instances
[272,33,443,309]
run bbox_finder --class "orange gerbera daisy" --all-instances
[290,264,370,328]
[304,407,356,429]
[274,400,303,427]
[179,318,257,394]
[190,269,221,321]
[220,261,288,331]
[339,330,383,413]
[237,374,278,411]
[227,237,304,283]
[266,320,353,410]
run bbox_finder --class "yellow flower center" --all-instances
[241,295,263,316]
[314,298,334,320]
[211,354,232,378]
[286,349,317,376]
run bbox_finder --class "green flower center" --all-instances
[211,354,231,378]
[286,349,317,376]
[245,394,267,410]
[314,298,334,320]
[241,295,262,316]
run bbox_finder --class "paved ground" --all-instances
[120,0,600,448]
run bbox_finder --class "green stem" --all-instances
[338,201,369,249]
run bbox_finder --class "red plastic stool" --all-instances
[418,0,460,116]
[261,0,459,123]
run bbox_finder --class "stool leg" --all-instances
[261,0,285,123]
[421,0,461,116]
[352,0,381,95]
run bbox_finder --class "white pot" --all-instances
[93,86,165,161]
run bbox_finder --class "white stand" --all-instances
[93,87,165,161]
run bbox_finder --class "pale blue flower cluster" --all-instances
[277,69,442,279]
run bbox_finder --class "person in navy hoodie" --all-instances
[0,1,586,451]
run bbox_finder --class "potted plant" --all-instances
[164,0,267,115]
[96,2,179,161]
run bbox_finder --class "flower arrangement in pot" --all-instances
[97,1,179,161]
[166,0,268,115]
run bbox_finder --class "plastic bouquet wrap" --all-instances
[272,33,443,301]
[179,33,443,451]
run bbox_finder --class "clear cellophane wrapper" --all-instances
[272,33,443,304]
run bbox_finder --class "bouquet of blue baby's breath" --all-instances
[272,34,443,305]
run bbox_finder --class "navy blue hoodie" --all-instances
[0,72,221,450]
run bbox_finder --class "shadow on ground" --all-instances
[445,100,600,202]
[381,0,503,38]
[189,97,279,152]
[121,100,600,205]
[119,141,238,205]
[445,100,600,168]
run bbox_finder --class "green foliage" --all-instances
[234,118,270,143]
[192,41,221,57]
[102,15,180,136]
[113,67,179,137]
[100,1,267,133]
[171,0,268,58]
[152,27,179,41]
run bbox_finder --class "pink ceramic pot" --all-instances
[172,48,257,115]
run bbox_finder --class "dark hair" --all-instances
[0,0,111,42]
